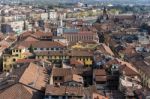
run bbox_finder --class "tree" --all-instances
[29,45,34,53]
[98,32,105,43]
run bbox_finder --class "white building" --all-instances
[40,13,48,20]
[48,10,58,20]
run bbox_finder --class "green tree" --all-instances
[29,45,34,53]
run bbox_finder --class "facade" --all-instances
[1,24,12,33]
[9,21,25,34]
[3,46,32,71]
[48,10,58,20]
[118,61,142,97]
[63,31,99,44]
[93,69,107,91]
[35,50,93,66]
[40,13,49,20]
[19,41,66,52]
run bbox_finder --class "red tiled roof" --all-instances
[69,50,93,57]
[20,31,52,39]
[19,41,66,48]
[45,85,84,96]
[19,63,48,91]
[64,74,83,83]
[52,68,72,77]
[70,58,84,66]
[93,69,106,76]
[16,59,40,63]
[95,76,107,82]
[120,64,139,76]
[24,36,39,42]
[0,84,43,99]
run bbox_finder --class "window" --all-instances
[62,96,66,99]
[3,58,7,62]
[34,48,37,50]
[13,59,16,62]
[19,50,21,52]
[54,83,58,86]
[56,48,59,50]
[45,95,49,98]
[3,64,6,68]
[58,76,62,80]
[54,77,57,80]
[40,48,43,50]
[46,48,49,50]
[16,50,18,52]
[51,48,54,50]
[52,96,59,99]
[10,65,12,68]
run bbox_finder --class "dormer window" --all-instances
[112,64,119,70]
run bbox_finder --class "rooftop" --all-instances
[45,85,84,96]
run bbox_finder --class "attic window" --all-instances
[28,82,34,86]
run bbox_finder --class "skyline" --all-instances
[1,0,150,5]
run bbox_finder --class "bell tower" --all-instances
[102,7,109,20]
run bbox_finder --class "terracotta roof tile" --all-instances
[70,58,84,66]
[52,68,72,77]
[45,85,84,96]
[16,59,41,63]
[19,63,48,91]
[95,76,107,82]
[93,69,106,76]
[24,36,39,42]
[64,74,83,83]
[0,84,44,99]
[19,41,66,48]
[69,50,93,57]
[120,64,139,76]
[117,58,139,76]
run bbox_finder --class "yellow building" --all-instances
[3,46,32,72]
[71,42,97,50]
[35,50,93,66]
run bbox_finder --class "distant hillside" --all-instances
[1,0,150,5]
